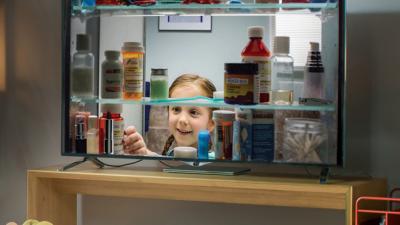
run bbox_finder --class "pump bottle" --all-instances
[303,42,325,99]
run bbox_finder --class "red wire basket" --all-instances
[356,188,400,225]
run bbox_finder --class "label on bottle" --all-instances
[275,71,294,92]
[113,120,124,154]
[252,110,274,161]
[232,121,241,161]
[103,67,122,98]
[243,60,271,103]
[224,73,259,104]
[276,71,293,79]
[71,67,94,97]
[223,124,233,160]
[214,125,224,159]
[303,71,323,99]
[123,53,143,95]
[258,61,271,103]
[150,79,168,99]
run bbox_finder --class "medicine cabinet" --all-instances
[62,0,346,167]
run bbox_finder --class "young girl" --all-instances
[123,74,216,156]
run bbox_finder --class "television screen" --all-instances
[63,0,345,167]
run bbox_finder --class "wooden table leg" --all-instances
[27,174,77,225]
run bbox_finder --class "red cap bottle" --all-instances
[241,26,271,103]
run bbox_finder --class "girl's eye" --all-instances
[171,106,181,113]
[190,109,201,117]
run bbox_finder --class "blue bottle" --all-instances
[82,0,96,7]
[198,130,210,160]
[81,0,96,13]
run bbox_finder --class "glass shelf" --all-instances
[70,96,336,111]
[72,2,338,16]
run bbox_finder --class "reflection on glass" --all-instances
[66,11,341,166]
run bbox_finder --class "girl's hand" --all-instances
[123,126,150,155]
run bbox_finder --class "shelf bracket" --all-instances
[319,167,330,184]
[59,157,105,171]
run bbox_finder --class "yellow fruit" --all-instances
[36,221,53,225]
[6,222,18,225]
[22,219,39,225]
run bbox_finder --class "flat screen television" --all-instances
[62,0,346,172]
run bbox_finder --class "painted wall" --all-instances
[1,0,400,224]
[0,0,71,223]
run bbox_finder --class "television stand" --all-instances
[320,167,330,184]
[59,157,105,171]
[27,166,387,225]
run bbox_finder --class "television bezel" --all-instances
[61,0,347,168]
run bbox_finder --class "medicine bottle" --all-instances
[303,42,324,99]
[101,50,123,99]
[224,63,259,105]
[213,110,235,160]
[271,36,294,105]
[86,115,99,154]
[241,26,271,103]
[150,68,168,100]
[121,42,144,100]
[197,130,210,160]
[71,34,95,98]
[99,104,124,154]
[252,110,274,161]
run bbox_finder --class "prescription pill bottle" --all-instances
[121,42,144,100]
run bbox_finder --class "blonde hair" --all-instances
[162,74,216,155]
[169,74,216,98]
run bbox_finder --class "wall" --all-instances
[368,13,400,186]
[0,0,72,223]
[1,0,400,224]
[345,0,400,189]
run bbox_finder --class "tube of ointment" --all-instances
[197,130,210,160]
[104,112,114,154]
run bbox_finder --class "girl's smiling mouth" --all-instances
[176,128,193,135]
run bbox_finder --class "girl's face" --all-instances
[169,84,214,148]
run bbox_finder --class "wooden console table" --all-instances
[27,165,387,225]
